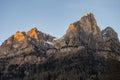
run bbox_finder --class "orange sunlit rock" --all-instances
[27,27,38,39]
[14,31,25,41]
[69,24,75,30]
[85,12,90,16]
[66,23,76,36]
[66,24,76,34]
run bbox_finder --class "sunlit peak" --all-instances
[27,27,38,39]
[14,31,25,41]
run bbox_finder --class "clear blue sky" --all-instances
[0,0,120,44]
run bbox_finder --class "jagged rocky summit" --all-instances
[54,13,101,48]
[1,28,54,52]
[54,13,120,56]
[0,12,120,80]
[0,27,55,64]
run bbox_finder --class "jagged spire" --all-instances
[27,27,38,39]
[102,27,118,40]
[58,12,102,48]
[14,31,26,41]
[79,12,100,35]
[66,12,100,37]
[84,12,91,16]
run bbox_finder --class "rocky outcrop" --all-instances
[0,27,55,59]
[53,13,120,60]
[14,31,26,41]
[100,27,120,54]
[102,27,119,41]
[27,27,38,39]
[79,12,100,35]
[54,12,102,49]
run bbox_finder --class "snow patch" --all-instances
[53,38,58,41]
[102,31,107,36]
[45,41,54,45]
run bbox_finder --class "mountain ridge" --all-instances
[0,12,120,80]
[0,12,120,63]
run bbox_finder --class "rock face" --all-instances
[99,27,120,55]
[27,27,38,39]
[0,27,55,59]
[79,12,100,35]
[14,31,26,41]
[102,27,119,41]
[0,13,120,80]
[54,13,102,49]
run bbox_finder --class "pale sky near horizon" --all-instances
[0,0,120,44]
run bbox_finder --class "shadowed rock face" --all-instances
[102,27,119,41]
[100,27,120,55]
[0,13,120,80]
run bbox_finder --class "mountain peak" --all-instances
[79,13,100,35]
[56,13,101,48]
[27,27,38,39]
[14,31,26,41]
[66,13,100,36]
[84,12,91,16]
[80,12,97,26]
[102,26,118,40]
